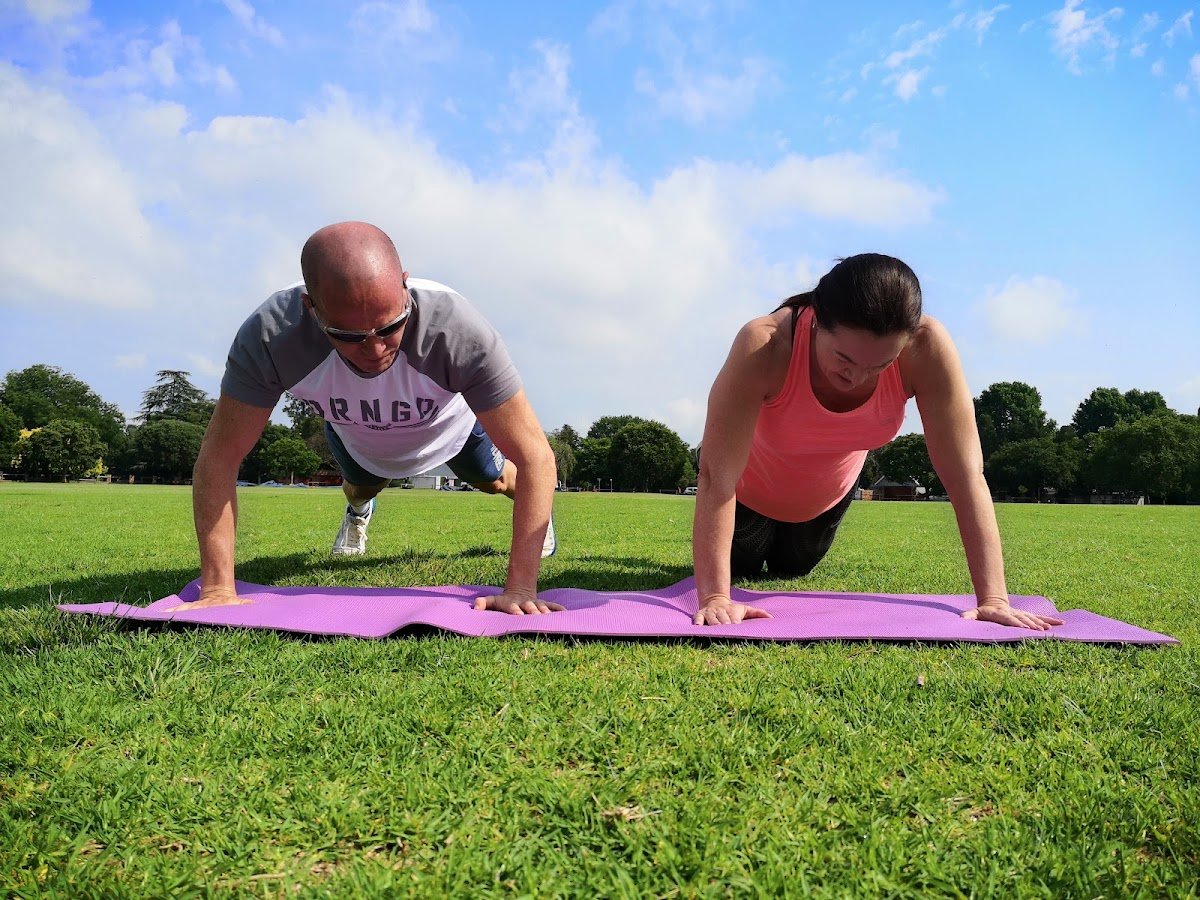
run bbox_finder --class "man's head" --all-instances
[300,222,411,375]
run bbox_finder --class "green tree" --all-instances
[133,419,206,481]
[573,437,611,489]
[139,370,214,425]
[546,434,576,485]
[0,364,125,453]
[1072,387,1133,436]
[284,393,325,440]
[873,433,941,494]
[20,420,105,481]
[1085,413,1200,503]
[1072,387,1170,436]
[609,420,689,492]
[0,402,20,469]
[974,381,1054,459]
[587,415,649,443]
[239,423,293,483]
[261,436,321,482]
[678,455,697,491]
[551,424,582,454]
[984,437,1079,500]
[1124,389,1168,418]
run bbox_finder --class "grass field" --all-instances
[1,483,1197,897]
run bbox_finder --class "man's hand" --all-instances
[473,591,565,616]
[693,595,772,626]
[166,586,254,612]
[961,598,1063,631]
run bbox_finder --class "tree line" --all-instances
[0,365,324,484]
[864,382,1200,504]
[2,364,1198,501]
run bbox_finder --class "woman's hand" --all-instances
[961,598,1063,631]
[693,595,773,626]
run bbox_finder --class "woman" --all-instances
[691,253,1062,630]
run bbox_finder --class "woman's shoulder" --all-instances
[734,307,794,356]
[899,314,962,392]
[723,307,794,392]
[902,313,955,355]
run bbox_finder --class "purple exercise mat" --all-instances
[58,579,1177,644]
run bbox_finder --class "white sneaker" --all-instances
[541,514,557,558]
[332,500,374,556]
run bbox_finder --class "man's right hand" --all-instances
[693,595,772,626]
[166,586,253,612]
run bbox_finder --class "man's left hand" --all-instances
[473,592,565,615]
[962,599,1063,631]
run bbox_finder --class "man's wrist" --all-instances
[976,594,1010,607]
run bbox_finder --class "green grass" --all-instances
[1,483,1198,897]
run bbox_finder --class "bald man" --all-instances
[183,222,562,616]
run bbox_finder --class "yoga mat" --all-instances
[58,579,1177,645]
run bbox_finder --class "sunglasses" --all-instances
[309,297,412,343]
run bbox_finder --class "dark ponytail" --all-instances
[776,254,922,336]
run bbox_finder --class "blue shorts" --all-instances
[324,420,507,486]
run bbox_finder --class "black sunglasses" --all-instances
[309,298,412,343]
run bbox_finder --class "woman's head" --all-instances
[782,253,923,336]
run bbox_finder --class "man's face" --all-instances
[305,274,410,375]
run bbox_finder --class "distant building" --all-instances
[870,476,925,501]
[411,463,459,490]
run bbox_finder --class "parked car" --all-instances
[684,486,698,495]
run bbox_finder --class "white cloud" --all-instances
[839,87,857,103]
[887,67,929,101]
[186,353,225,379]
[114,353,148,369]
[79,19,237,94]
[980,275,1083,343]
[1163,11,1194,46]
[1174,82,1191,100]
[500,41,598,171]
[635,57,774,125]
[1135,12,1161,37]
[1192,53,1200,83]
[349,0,435,44]
[18,0,88,24]
[1048,0,1123,74]
[969,5,1009,43]
[885,28,948,68]
[0,63,177,311]
[221,0,285,48]
[1151,58,1166,76]
[1131,42,1148,57]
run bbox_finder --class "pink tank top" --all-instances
[736,305,910,522]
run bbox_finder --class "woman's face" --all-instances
[811,320,910,392]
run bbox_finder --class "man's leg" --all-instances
[447,422,555,557]
[325,423,390,556]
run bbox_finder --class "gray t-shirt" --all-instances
[221,278,522,478]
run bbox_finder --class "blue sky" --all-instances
[1,0,1197,444]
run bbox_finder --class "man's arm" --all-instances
[911,319,1062,631]
[178,393,274,610]
[473,389,557,609]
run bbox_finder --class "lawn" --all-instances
[1,483,1197,897]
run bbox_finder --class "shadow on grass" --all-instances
[0,549,693,610]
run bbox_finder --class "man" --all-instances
[181,221,562,616]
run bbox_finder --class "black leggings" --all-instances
[730,488,855,579]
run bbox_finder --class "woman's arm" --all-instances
[908,318,1062,630]
[692,317,784,626]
